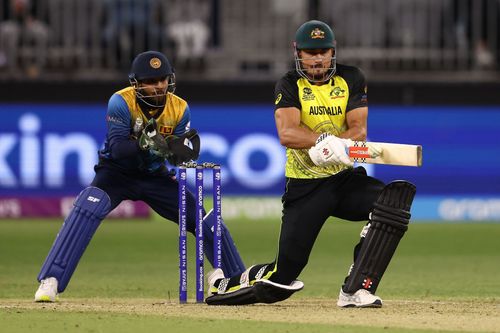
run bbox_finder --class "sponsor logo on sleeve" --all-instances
[361,85,368,103]
[275,93,282,105]
[106,115,124,124]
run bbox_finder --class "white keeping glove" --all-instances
[308,133,353,167]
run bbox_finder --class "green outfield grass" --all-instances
[1,215,499,332]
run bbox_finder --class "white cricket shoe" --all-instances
[34,277,59,302]
[337,288,382,308]
[207,268,225,295]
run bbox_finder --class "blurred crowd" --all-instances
[0,0,212,78]
[0,0,49,77]
[321,0,500,71]
[0,0,498,80]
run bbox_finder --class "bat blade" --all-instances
[348,142,422,167]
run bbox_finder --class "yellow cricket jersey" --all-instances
[274,64,368,179]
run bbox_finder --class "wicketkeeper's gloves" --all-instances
[139,118,200,165]
[165,129,200,166]
[138,118,171,157]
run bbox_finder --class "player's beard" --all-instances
[305,64,330,82]
[136,87,167,109]
[295,52,336,83]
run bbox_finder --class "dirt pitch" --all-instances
[2,298,499,332]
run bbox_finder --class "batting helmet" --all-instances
[128,51,174,81]
[293,20,337,83]
[295,20,336,50]
[128,51,176,109]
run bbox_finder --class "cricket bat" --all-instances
[348,141,422,167]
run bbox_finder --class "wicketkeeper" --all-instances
[34,51,245,302]
[206,20,416,307]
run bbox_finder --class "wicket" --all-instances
[178,162,222,303]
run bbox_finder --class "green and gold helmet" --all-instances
[294,20,337,82]
[295,20,335,50]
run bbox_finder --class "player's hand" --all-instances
[308,133,353,167]
[138,118,171,157]
[165,129,201,166]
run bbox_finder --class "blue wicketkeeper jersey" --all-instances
[98,87,191,173]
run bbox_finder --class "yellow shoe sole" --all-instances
[35,295,58,302]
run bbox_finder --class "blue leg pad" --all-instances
[37,187,111,292]
[203,209,246,276]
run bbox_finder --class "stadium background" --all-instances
[1,0,500,222]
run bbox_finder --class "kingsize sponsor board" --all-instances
[1,104,499,220]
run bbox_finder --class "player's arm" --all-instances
[274,74,320,149]
[106,94,142,159]
[173,104,191,136]
[274,107,319,149]
[276,106,352,166]
[340,66,369,142]
[338,106,368,141]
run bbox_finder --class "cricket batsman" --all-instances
[34,51,245,302]
[205,20,416,307]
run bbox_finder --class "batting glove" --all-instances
[308,133,353,167]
